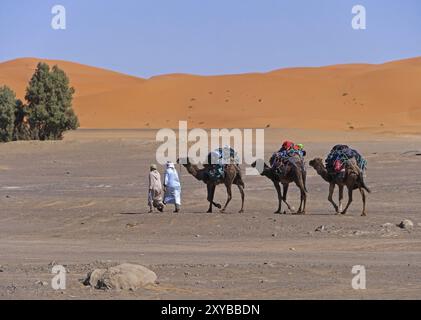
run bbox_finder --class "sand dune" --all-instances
[0,57,420,132]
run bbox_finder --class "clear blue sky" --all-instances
[1,0,420,77]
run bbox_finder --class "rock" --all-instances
[84,263,157,291]
[398,219,414,230]
[315,225,326,232]
[35,280,48,286]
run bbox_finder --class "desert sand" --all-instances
[0,129,420,299]
[1,57,421,133]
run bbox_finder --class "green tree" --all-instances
[26,62,79,140]
[0,85,17,142]
[14,99,32,141]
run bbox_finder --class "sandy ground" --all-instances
[0,129,421,300]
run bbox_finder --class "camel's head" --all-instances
[309,158,324,169]
[251,159,266,174]
[177,157,191,166]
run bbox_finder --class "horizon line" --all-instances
[1,55,421,79]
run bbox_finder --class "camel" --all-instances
[251,155,307,214]
[309,157,371,216]
[177,158,245,213]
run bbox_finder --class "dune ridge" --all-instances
[1,57,420,133]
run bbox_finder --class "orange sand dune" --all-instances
[0,57,420,132]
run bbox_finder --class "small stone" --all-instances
[195,234,201,238]
[398,219,414,230]
[289,247,296,251]
[271,233,277,237]
[126,223,137,228]
[315,225,326,232]
[35,280,48,286]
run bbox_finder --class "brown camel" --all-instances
[251,155,307,214]
[177,158,245,213]
[309,157,371,216]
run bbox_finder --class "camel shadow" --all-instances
[119,211,148,215]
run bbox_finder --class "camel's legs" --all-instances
[360,188,367,216]
[328,183,339,213]
[294,172,307,214]
[273,181,282,214]
[338,185,344,213]
[237,184,245,213]
[220,184,233,213]
[300,187,307,214]
[206,184,216,213]
[341,187,353,214]
[282,183,294,212]
[296,185,306,214]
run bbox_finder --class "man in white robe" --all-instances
[163,162,181,213]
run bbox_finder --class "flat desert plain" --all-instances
[0,129,420,299]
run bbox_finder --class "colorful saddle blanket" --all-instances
[325,145,367,174]
[206,147,240,181]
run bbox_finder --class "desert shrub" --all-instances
[0,85,17,142]
[25,62,79,140]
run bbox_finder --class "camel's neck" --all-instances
[314,164,331,182]
[260,163,277,180]
[184,163,204,181]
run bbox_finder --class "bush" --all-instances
[0,86,17,142]
[0,62,79,143]
[25,62,79,140]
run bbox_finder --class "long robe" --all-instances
[164,167,181,205]
[148,170,163,207]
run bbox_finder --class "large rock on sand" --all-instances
[398,219,414,230]
[84,263,157,291]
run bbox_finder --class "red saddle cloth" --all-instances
[334,159,344,173]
